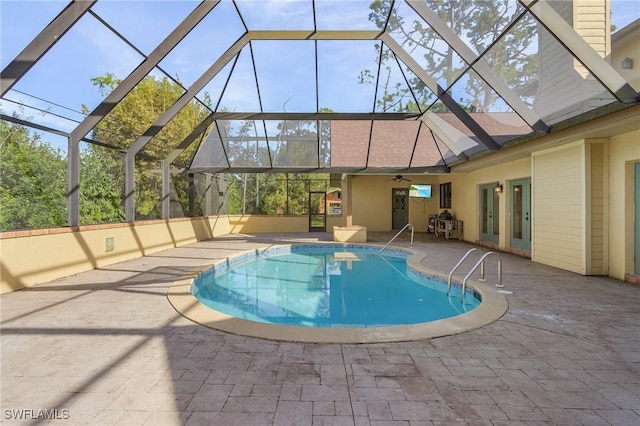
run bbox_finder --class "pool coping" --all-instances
[167,243,509,343]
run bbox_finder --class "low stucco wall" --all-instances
[1,214,347,294]
[0,216,231,294]
[227,215,344,234]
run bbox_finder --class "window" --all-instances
[440,182,452,209]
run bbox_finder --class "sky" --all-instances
[1,0,639,152]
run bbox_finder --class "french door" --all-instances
[510,178,531,251]
[479,183,499,244]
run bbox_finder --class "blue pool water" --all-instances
[192,246,481,328]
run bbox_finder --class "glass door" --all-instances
[309,191,326,232]
[479,183,499,244]
[510,178,531,251]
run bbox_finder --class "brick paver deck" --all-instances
[2,233,639,425]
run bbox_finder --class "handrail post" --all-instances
[496,256,503,288]
[378,223,414,254]
[462,251,503,297]
[447,248,477,290]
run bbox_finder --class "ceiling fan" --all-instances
[387,175,412,183]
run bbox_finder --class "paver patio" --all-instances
[1,233,639,425]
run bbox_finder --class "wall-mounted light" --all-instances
[621,57,634,70]
[494,182,503,194]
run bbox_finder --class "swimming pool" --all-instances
[168,243,508,343]
[191,245,480,328]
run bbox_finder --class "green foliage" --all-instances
[225,173,335,216]
[0,120,129,230]
[89,74,212,219]
[79,144,125,224]
[0,121,67,230]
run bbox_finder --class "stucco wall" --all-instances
[450,158,532,247]
[228,215,308,233]
[350,176,440,232]
[0,214,349,294]
[0,216,232,294]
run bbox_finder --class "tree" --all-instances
[0,120,67,230]
[86,74,213,219]
[362,0,537,112]
[79,143,125,224]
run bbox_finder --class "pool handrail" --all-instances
[447,248,477,291]
[378,223,414,254]
[462,251,503,296]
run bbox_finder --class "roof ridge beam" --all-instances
[247,30,382,40]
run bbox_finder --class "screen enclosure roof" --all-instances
[1,0,638,174]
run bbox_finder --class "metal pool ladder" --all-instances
[448,249,503,297]
[378,223,414,254]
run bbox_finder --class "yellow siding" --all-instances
[608,131,640,279]
[533,144,585,273]
[588,142,606,274]
[575,1,608,58]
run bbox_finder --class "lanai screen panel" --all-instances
[329,120,371,169]
[391,1,469,95]
[236,1,314,30]
[315,0,382,30]
[447,68,533,145]
[509,9,616,125]
[92,68,184,150]
[252,41,317,113]
[367,121,421,168]
[1,8,144,133]
[266,120,319,168]
[156,1,246,89]
[139,98,212,160]
[90,1,200,56]
[190,121,229,170]
[317,40,381,113]
[410,122,448,168]
[223,120,271,168]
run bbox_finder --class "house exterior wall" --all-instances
[446,158,532,247]
[587,140,608,275]
[574,0,609,60]
[611,19,640,92]
[608,130,640,280]
[349,176,439,232]
[532,143,585,274]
